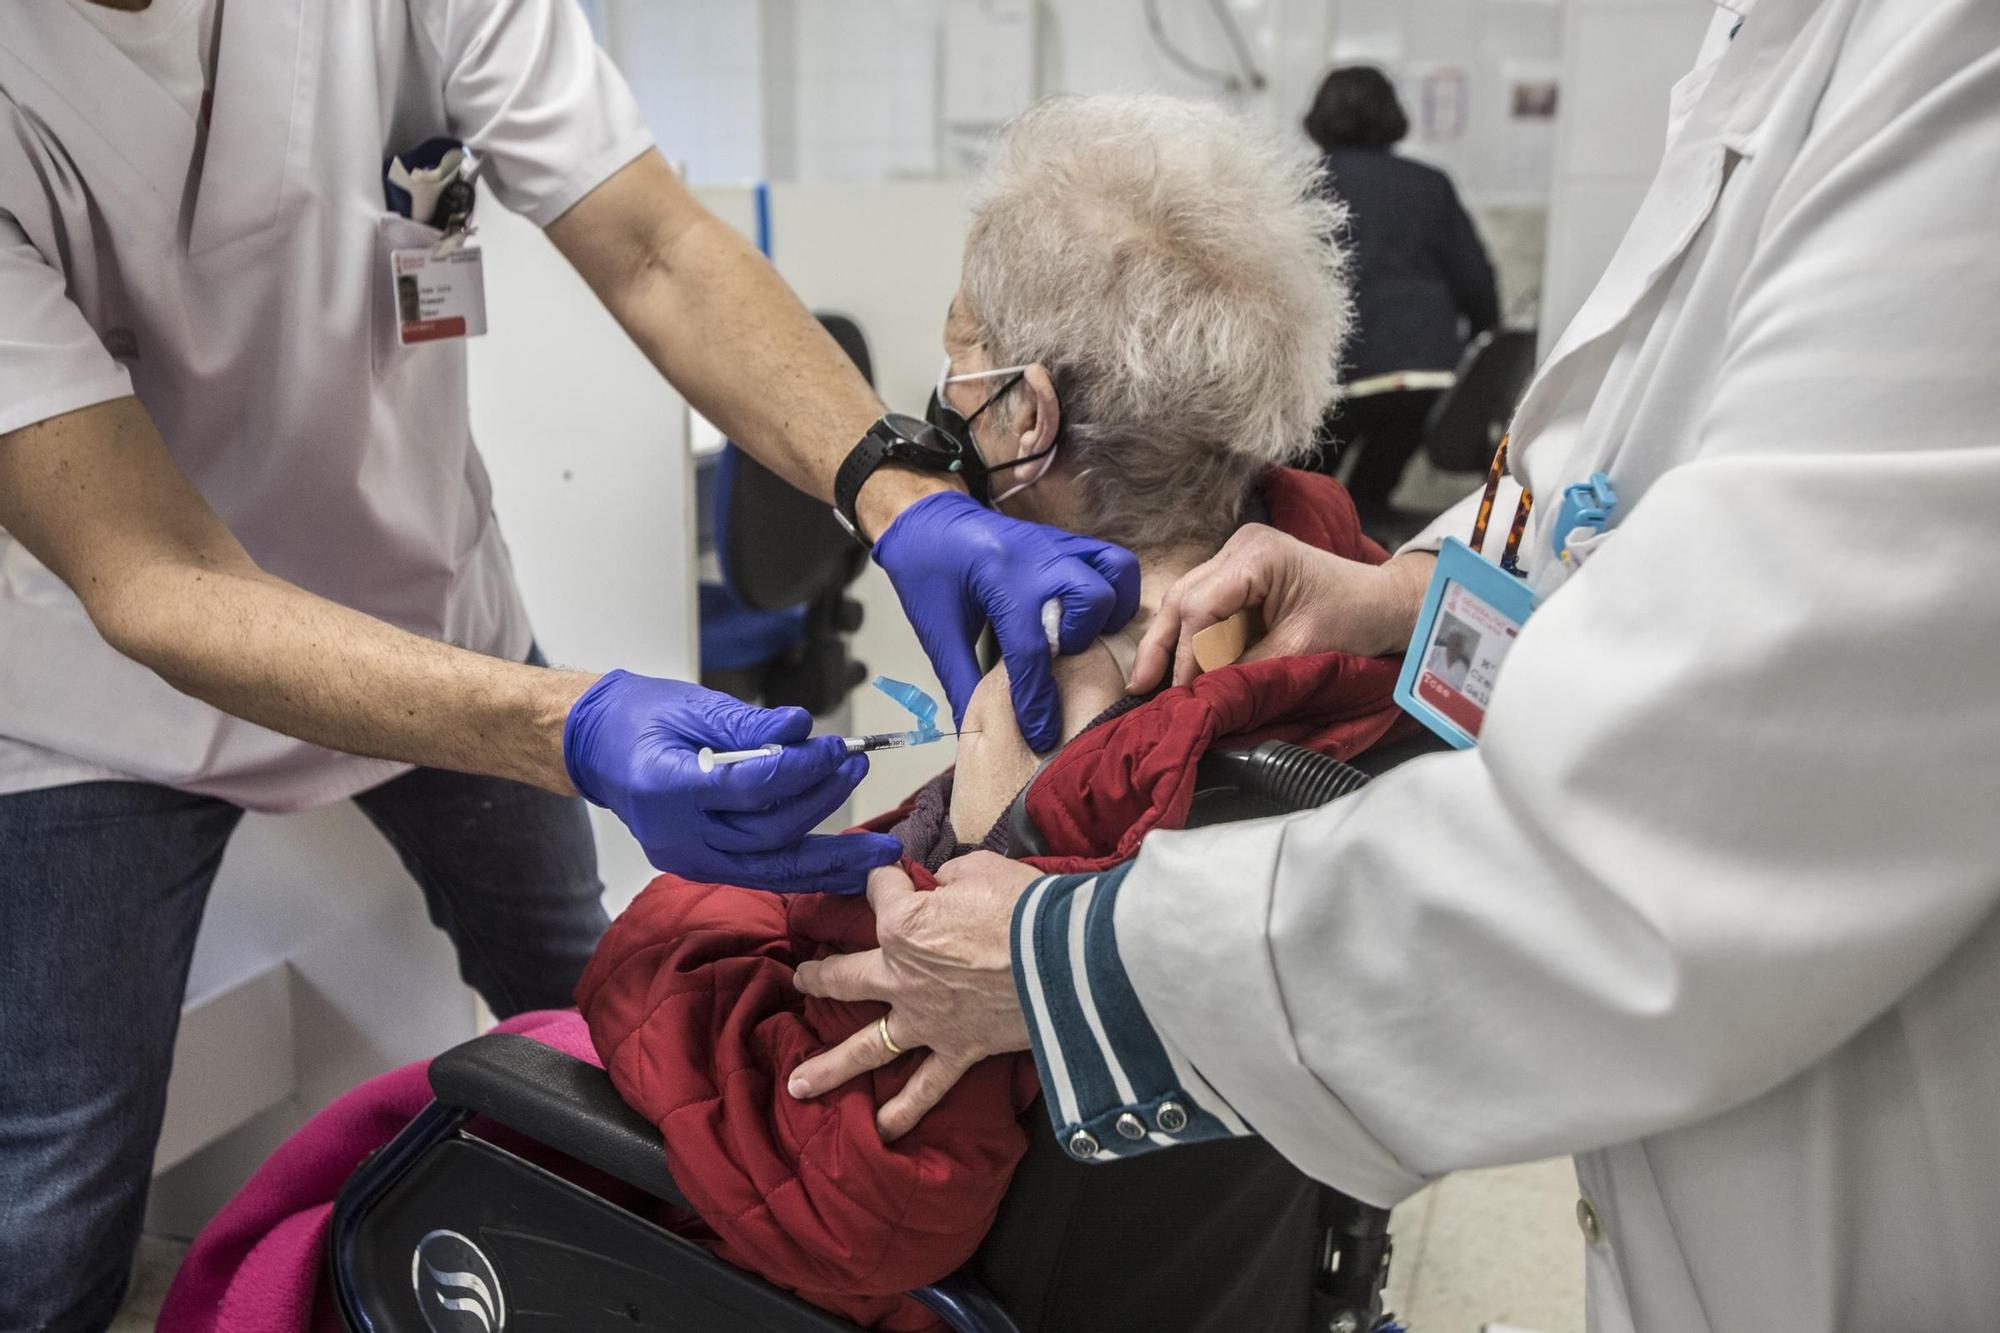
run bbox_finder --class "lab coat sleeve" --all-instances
[421,0,654,226]
[0,214,134,437]
[1012,863,1257,1161]
[1111,23,2000,1208]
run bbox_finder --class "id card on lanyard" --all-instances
[1394,438,1617,748]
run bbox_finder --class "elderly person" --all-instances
[572,93,1409,1330]
[924,91,1359,837]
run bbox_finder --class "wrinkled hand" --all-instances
[789,853,1041,1140]
[874,491,1140,753]
[1128,525,1437,692]
[563,670,901,894]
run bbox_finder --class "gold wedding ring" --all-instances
[877,1014,905,1056]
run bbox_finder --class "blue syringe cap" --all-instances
[871,675,942,739]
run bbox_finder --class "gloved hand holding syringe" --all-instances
[698,676,969,772]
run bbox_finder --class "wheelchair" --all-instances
[327,730,1445,1333]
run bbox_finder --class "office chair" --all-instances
[1421,328,1538,474]
[700,313,871,716]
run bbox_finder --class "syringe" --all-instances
[697,675,963,773]
[697,728,954,773]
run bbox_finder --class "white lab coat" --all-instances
[0,0,651,809]
[1116,0,2000,1328]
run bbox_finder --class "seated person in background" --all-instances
[578,93,1410,1333]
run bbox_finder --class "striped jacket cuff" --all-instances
[1010,861,1252,1162]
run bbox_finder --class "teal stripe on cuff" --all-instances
[1011,860,1248,1161]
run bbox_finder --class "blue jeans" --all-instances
[0,689,607,1330]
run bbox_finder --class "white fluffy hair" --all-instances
[962,93,1350,554]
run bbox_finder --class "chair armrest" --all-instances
[428,1032,688,1208]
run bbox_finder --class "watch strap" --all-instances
[832,415,989,546]
[833,427,898,545]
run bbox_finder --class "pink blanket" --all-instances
[158,1009,597,1333]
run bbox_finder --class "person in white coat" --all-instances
[0,2,1140,1328]
[784,1,2000,1328]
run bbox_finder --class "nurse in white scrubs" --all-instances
[787,2,2000,1329]
[0,2,1138,1327]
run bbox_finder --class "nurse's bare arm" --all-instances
[543,149,948,541]
[0,398,587,792]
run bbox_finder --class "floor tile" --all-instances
[110,1234,189,1332]
[1397,1159,1585,1333]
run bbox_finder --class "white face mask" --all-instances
[933,356,1061,505]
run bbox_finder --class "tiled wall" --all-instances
[601,0,766,182]
[1325,0,1567,205]
[595,0,1336,185]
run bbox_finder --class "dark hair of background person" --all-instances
[1303,66,1409,152]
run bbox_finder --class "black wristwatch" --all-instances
[831,413,988,546]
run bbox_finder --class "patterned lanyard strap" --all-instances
[1468,435,1534,577]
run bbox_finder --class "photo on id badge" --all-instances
[1417,586,1513,736]
[1394,537,1536,749]
[391,244,488,346]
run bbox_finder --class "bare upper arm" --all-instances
[543,149,713,308]
[0,397,249,618]
[948,641,1131,843]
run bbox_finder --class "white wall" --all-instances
[1539,0,1711,354]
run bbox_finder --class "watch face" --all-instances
[881,412,940,445]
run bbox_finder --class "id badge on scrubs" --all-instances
[389,244,488,346]
[1393,537,1537,749]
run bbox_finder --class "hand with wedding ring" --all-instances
[788,855,1039,1140]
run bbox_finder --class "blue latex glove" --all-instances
[873,492,1141,753]
[563,671,902,894]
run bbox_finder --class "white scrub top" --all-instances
[64,0,219,127]
[0,0,652,811]
[1117,0,2000,1328]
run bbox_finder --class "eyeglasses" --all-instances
[930,356,1061,505]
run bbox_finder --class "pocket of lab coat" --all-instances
[372,212,446,376]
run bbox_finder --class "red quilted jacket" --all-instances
[575,468,1408,1330]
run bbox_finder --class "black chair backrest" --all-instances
[1422,328,1539,473]
[719,314,872,612]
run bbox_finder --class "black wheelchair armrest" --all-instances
[428,1032,689,1209]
